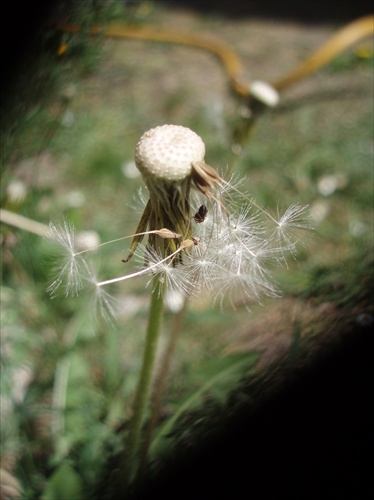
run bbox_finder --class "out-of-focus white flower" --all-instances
[0,468,24,499]
[11,365,34,404]
[76,230,100,251]
[164,289,185,313]
[249,80,279,108]
[318,174,348,196]
[122,161,141,179]
[310,200,330,221]
[61,84,77,100]
[349,220,368,237]
[64,190,86,208]
[5,180,27,205]
[61,109,75,127]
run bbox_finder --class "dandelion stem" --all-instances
[121,277,165,489]
[135,297,188,484]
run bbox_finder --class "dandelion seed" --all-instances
[47,220,76,255]
[214,262,279,310]
[184,243,221,293]
[143,246,193,297]
[228,204,265,241]
[85,264,119,324]
[272,204,311,252]
[97,241,193,288]
[47,220,87,297]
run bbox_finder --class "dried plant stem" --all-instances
[0,208,48,237]
[121,277,165,490]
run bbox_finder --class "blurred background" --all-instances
[1,1,373,498]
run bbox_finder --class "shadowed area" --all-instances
[156,0,373,21]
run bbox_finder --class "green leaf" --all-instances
[150,352,259,459]
[41,462,84,500]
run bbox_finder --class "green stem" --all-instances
[121,277,164,490]
[135,298,188,484]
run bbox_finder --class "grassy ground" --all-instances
[1,2,373,498]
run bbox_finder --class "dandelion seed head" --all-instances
[135,124,205,183]
[46,126,311,314]
[131,125,211,261]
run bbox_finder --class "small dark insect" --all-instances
[193,205,208,223]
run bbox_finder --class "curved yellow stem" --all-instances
[273,15,374,91]
[56,15,374,98]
